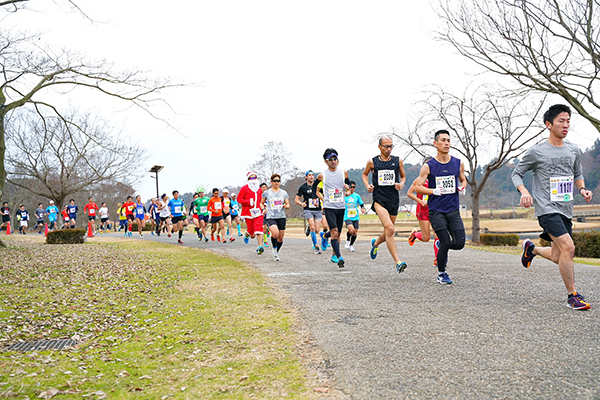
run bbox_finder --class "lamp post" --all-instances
[148,165,164,199]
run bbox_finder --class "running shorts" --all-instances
[246,216,264,236]
[266,218,286,231]
[372,199,399,216]
[538,213,572,242]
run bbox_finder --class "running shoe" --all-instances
[140,233,143,238]
[330,255,338,263]
[344,241,350,249]
[567,292,591,310]
[272,247,278,255]
[229,237,235,242]
[243,232,250,244]
[211,234,215,242]
[433,258,437,267]
[305,224,310,237]
[320,231,329,249]
[151,231,154,235]
[222,239,227,244]
[396,261,407,273]
[198,236,202,241]
[349,245,355,252]
[124,230,128,236]
[264,241,269,248]
[408,229,418,246]
[128,231,132,237]
[274,254,280,261]
[178,239,183,244]
[521,239,536,268]
[204,237,209,243]
[337,257,345,268]
[313,245,321,255]
[168,233,172,238]
[257,246,265,255]
[437,272,453,285]
[370,238,378,260]
[217,235,221,242]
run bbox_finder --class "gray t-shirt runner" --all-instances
[511,140,584,218]
[262,189,289,219]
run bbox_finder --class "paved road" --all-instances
[104,230,600,399]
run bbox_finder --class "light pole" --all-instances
[149,165,164,199]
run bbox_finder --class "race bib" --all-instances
[308,198,319,208]
[214,202,222,210]
[232,204,239,211]
[89,209,96,215]
[174,206,182,214]
[250,207,262,218]
[550,176,574,202]
[328,189,344,203]
[270,198,283,210]
[436,175,456,194]
[199,206,208,214]
[347,208,358,218]
[378,170,395,186]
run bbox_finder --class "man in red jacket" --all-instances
[237,171,265,255]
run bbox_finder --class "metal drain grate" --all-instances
[8,339,81,352]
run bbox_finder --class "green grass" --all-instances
[0,238,321,399]
[466,243,600,266]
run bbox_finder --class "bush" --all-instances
[539,231,600,258]
[131,222,154,232]
[480,233,519,246]
[46,229,86,244]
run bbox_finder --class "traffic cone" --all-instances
[87,221,94,237]
[44,223,49,237]
[5,221,11,235]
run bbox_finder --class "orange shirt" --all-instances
[207,197,223,217]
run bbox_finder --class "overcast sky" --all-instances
[6,0,596,199]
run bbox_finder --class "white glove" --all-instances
[250,198,254,207]
[458,186,466,196]
[432,188,442,196]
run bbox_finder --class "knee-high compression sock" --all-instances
[179,230,183,239]
[331,239,341,257]
[237,224,241,234]
[271,236,278,248]
[346,231,351,241]
[310,231,317,246]
[276,241,283,251]
[350,235,357,245]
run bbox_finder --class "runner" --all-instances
[99,202,110,233]
[61,205,70,229]
[361,136,408,273]
[208,188,227,243]
[1,202,10,233]
[229,192,243,237]
[45,200,59,232]
[192,188,210,242]
[122,196,136,237]
[295,170,324,254]
[16,204,29,234]
[221,188,236,242]
[414,130,467,284]
[406,168,440,266]
[238,171,266,255]
[34,203,45,234]
[67,199,79,229]
[157,194,171,237]
[512,104,593,310]
[344,180,366,252]
[147,198,158,235]
[116,202,127,232]
[259,182,270,248]
[83,197,99,234]
[261,173,290,261]
[313,148,350,268]
[134,195,147,237]
[168,190,186,244]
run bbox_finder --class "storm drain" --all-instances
[8,339,81,352]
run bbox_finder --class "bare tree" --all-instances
[248,141,303,184]
[436,0,600,133]
[5,109,147,207]
[391,86,546,243]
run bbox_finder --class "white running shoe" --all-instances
[349,245,355,252]
[274,253,280,261]
[344,241,350,249]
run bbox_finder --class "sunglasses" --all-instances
[248,176,258,180]
[272,179,281,183]
[380,144,394,149]
[350,186,356,188]
[326,156,338,161]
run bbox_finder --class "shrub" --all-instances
[480,233,519,246]
[46,229,86,244]
[132,222,154,232]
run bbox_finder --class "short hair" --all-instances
[127,195,132,200]
[434,129,450,141]
[349,180,356,186]
[378,135,393,145]
[38,203,43,206]
[323,148,338,159]
[271,173,281,181]
[69,199,75,202]
[172,190,179,195]
[260,182,268,188]
[212,188,219,193]
[101,202,106,206]
[543,104,571,125]
[88,196,93,200]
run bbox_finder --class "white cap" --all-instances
[222,188,229,193]
[49,200,54,204]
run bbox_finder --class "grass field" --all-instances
[0,236,334,399]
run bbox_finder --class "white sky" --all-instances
[6,0,598,199]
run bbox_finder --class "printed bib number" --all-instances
[89,209,96,215]
[550,176,574,202]
[309,198,319,208]
[328,189,344,203]
[378,170,395,186]
[200,206,208,214]
[214,202,222,210]
[250,207,262,218]
[174,206,182,214]
[436,175,456,194]
[347,208,358,218]
[232,204,239,211]
[270,198,283,210]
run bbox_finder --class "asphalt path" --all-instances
[103,230,600,399]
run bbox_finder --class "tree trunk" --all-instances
[471,191,481,243]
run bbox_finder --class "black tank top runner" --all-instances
[372,155,400,204]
